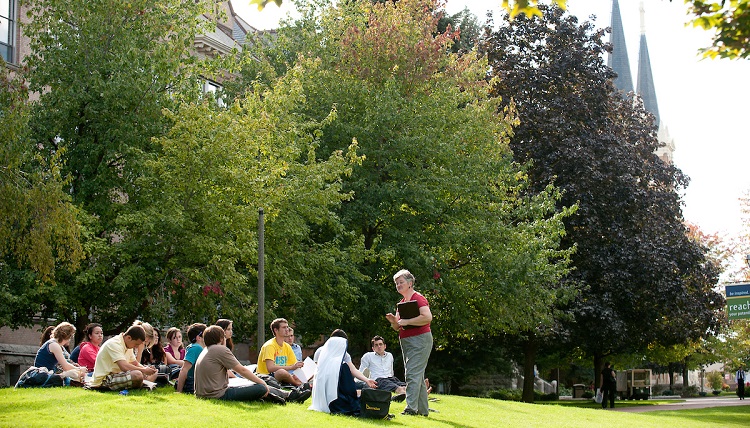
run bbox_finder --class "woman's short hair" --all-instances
[203,325,225,347]
[52,322,76,342]
[393,269,415,284]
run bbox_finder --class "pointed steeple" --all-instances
[636,2,660,125]
[607,0,634,93]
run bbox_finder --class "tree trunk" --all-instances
[668,363,675,390]
[522,338,538,403]
[682,359,690,396]
[594,354,603,390]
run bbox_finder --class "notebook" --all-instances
[397,300,420,329]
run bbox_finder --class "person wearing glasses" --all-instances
[285,327,303,361]
[175,323,207,393]
[359,335,407,401]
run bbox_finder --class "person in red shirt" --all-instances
[386,269,433,416]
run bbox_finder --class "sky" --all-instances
[232,0,750,241]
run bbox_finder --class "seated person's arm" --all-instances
[347,361,377,388]
[50,342,79,372]
[233,364,269,393]
[116,359,156,375]
[165,351,183,366]
[265,359,303,373]
[175,361,191,392]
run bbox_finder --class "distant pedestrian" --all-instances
[737,366,746,400]
[600,362,616,409]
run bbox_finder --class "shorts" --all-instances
[376,376,406,392]
[100,371,136,391]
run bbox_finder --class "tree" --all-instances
[0,61,82,326]
[484,4,723,396]
[240,0,575,360]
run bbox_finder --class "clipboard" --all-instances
[397,300,420,328]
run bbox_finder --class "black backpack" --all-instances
[15,366,65,388]
[360,388,391,419]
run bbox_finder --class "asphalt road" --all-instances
[612,396,750,413]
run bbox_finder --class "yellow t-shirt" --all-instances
[257,338,297,375]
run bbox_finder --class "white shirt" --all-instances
[359,351,394,380]
[737,369,746,383]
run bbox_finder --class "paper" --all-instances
[292,357,316,383]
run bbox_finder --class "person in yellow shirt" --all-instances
[257,318,305,387]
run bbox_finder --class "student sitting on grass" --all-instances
[164,327,185,366]
[34,322,87,384]
[193,325,310,404]
[76,323,104,372]
[89,325,158,391]
[175,323,206,394]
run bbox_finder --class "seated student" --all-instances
[34,322,87,383]
[176,323,206,394]
[164,327,185,367]
[257,318,306,387]
[75,323,104,373]
[132,320,157,365]
[309,330,377,415]
[359,335,407,401]
[141,327,167,367]
[285,327,303,362]
[90,325,158,391]
[194,325,310,404]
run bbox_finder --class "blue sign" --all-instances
[726,283,750,320]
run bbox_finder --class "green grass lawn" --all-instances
[2,387,750,427]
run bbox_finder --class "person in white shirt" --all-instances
[359,336,406,401]
[737,366,746,400]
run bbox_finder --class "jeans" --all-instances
[220,383,267,402]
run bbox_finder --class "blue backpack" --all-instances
[15,366,66,388]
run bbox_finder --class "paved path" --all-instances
[613,397,750,413]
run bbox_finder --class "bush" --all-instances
[682,385,699,397]
[662,390,673,396]
[558,386,572,397]
[581,391,594,399]
[706,371,724,391]
[539,392,559,401]
[487,388,522,401]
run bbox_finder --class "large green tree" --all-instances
[484,4,723,390]
[239,0,576,365]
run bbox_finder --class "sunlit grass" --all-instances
[1,387,749,427]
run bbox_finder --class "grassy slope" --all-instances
[2,388,750,427]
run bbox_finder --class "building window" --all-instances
[203,79,225,107]
[0,0,14,63]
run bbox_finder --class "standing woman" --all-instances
[385,269,433,417]
[76,323,104,372]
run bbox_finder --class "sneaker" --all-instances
[264,392,287,405]
[401,408,419,416]
[288,387,312,404]
[391,393,406,402]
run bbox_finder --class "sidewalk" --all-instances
[613,396,750,413]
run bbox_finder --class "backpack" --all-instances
[15,366,66,388]
[360,388,391,419]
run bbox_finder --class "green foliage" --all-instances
[706,370,724,391]
[687,0,750,59]
[0,60,82,310]
[487,388,523,401]
[244,0,575,347]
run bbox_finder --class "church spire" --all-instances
[636,1,660,124]
[607,0,634,93]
